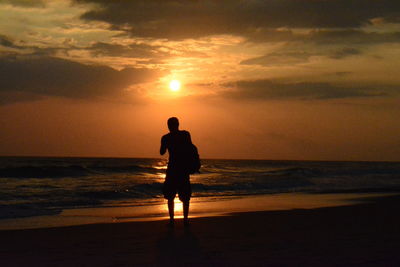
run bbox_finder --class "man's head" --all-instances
[167,117,179,132]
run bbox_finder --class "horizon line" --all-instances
[0,155,399,163]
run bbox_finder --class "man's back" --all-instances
[161,130,192,166]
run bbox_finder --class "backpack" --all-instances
[187,144,201,174]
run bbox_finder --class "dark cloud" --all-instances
[240,51,312,66]
[334,72,353,77]
[244,28,295,43]
[89,42,168,58]
[246,29,400,44]
[0,35,15,48]
[0,35,75,56]
[0,91,42,105]
[304,29,400,45]
[0,55,164,104]
[0,0,46,7]
[221,79,389,100]
[329,48,362,59]
[75,0,400,39]
[379,15,400,24]
[241,47,362,66]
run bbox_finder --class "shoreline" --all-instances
[0,192,394,231]
[1,193,399,266]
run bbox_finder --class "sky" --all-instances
[0,0,400,161]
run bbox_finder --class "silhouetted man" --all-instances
[160,117,192,227]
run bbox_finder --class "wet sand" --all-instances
[1,194,400,266]
[0,193,382,230]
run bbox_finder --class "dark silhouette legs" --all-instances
[183,200,189,226]
[168,199,174,225]
[167,199,190,226]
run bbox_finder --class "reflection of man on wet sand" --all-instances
[160,117,192,227]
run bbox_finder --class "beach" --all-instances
[1,193,399,266]
[2,0,400,264]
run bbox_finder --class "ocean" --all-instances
[1,157,400,222]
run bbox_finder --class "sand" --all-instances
[1,194,400,266]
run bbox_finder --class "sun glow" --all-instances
[169,80,181,92]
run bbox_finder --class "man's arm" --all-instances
[160,135,167,155]
[185,131,192,144]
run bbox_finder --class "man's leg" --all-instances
[183,200,189,225]
[168,198,174,225]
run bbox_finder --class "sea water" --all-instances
[1,157,400,224]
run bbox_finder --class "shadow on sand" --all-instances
[156,223,206,266]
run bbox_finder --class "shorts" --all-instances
[162,168,191,202]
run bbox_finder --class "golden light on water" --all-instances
[174,198,183,217]
[169,80,181,92]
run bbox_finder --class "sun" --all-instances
[169,80,181,92]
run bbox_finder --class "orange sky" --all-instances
[0,0,400,161]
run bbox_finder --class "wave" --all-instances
[2,158,400,220]
[78,183,164,200]
[3,159,400,179]
[307,186,400,194]
[0,204,61,219]
[2,182,400,220]
[208,164,400,178]
[0,165,91,178]
[0,164,161,178]
[92,165,161,175]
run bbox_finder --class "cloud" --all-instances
[0,0,46,8]
[240,51,312,66]
[0,55,164,104]
[0,35,15,48]
[241,47,362,66]
[221,79,389,100]
[244,28,296,43]
[329,48,362,59]
[89,42,169,59]
[304,29,400,45]
[75,0,400,39]
[0,91,42,105]
[334,72,353,77]
[246,28,400,44]
[376,15,400,24]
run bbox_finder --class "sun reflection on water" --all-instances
[155,172,165,183]
[153,165,167,170]
[173,198,184,218]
